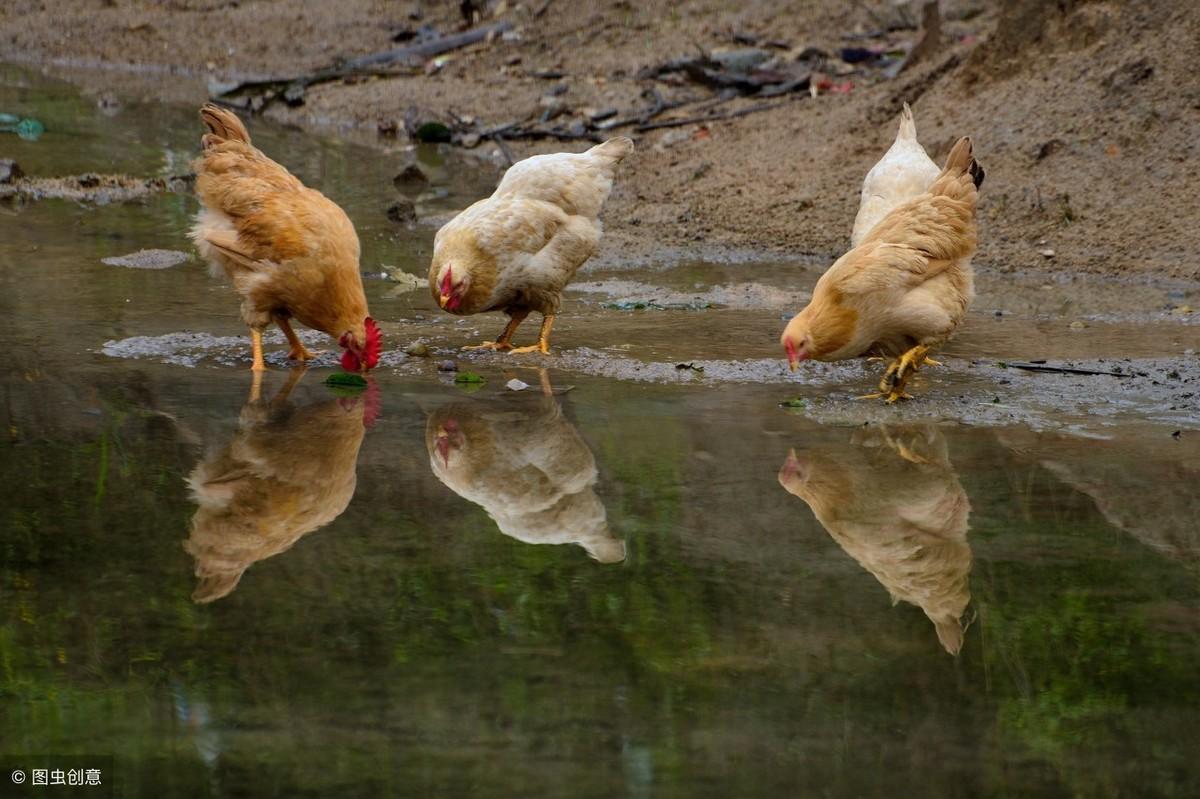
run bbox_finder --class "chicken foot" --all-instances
[250,328,266,372]
[861,344,934,403]
[463,309,529,352]
[509,314,554,355]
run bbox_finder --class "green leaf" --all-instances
[780,398,807,408]
[454,372,486,384]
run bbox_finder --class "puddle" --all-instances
[4,66,1200,797]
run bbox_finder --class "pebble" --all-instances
[404,342,430,357]
[505,378,530,391]
[437,360,457,372]
[1040,248,1056,258]
[1069,320,1087,329]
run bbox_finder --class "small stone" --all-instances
[0,159,22,184]
[1040,248,1055,258]
[1069,320,1087,329]
[505,378,530,391]
[458,132,481,148]
[1171,305,1192,315]
[404,342,430,357]
[437,360,457,372]
[392,164,429,192]
[386,198,416,223]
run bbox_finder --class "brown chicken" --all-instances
[781,137,985,402]
[425,373,624,563]
[191,104,380,372]
[778,426,973,655]
[183,370,377,602]
[429,137,634,354]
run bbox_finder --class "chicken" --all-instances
[190,104,381,372]
[778,425,972,655]
[429,137,634,354]
[781,136,985,402]
[425,372,624,562]
[850,102,941,248]
[183,369,377,602]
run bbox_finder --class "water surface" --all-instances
[3,66,1199,798]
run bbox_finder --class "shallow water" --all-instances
[3,67,1200,798]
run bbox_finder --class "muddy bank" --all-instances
[3,1,1199,281]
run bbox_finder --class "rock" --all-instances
[0,159,22,184]
[437,360,458,372]
[1040,248,1056,258]
[386,198,416,223]
[101,249,190,269]
[382,268,424,291]
[1069,320,1087,329]
[392,164,429,193]
[404,342,431,357]
[505,378,530,391]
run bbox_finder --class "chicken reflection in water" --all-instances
[778,425,972,654]
[426,371,625,563]
[184,369,377,602]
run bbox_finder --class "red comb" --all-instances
[440,270,452,296]
[363,317,382,369]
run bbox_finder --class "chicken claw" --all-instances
[463,310,527,352]
[508,314,555,356]
[860,345,934,403]
[463,340,514,352]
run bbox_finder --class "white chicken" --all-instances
[850,102,941,248]
[429,137,634,354]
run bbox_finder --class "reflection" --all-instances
[426,371,625,563]
[778,425,972,654]
[184,369,377,602]
[998,427,1200,563]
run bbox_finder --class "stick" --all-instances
[999,362,1132,378]
[635,95,800,132]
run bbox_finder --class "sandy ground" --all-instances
[3,0,1199,282]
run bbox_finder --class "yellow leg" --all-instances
[277,317,318,361]
[248,368,264,403]
[509,314,554,355]
[250,328,266,372]
[859,344,933,403]
[463,310,529,351]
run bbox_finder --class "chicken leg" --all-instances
[862,344,934,403]
[464,309,529,352]
[250,328,266,372]
[277,316,319,361]
[509,314,554,355]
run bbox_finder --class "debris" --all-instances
[437,360,458,372]
[386,198,417,223]
[675,362,705,372]
[998,361,1131,377]
[1069,321,1087,330]
[505,378,530,391]
[393,164,429,193]
[455,371,486,384]
[897,0,941,74]
[1040,248,1055,258]
[324,372,369,388]
[212,19,513,111]
[0,159,22,184]
[1171,305,1193,315]
[413,121,452,143]
[404,342,431,357]
[102,249,191,270]
[382,268,424,291]
[0,172,194,204]
[0,113,45,141]
[780,397,807,408]
[840,47,878,64]
[1173,430,1182,440]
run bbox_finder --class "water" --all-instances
[3,66,1200,798]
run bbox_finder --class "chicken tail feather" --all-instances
[897,101,918,142]
[200,103,252,149]
[937,136,985,191]
[588,136,635,165]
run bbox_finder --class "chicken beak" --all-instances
[788,357,798,372]
[438,293,451,309]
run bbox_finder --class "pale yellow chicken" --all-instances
[429,137,634,354]
[191,104,380,373]
[183,370,375,602]
[850,102,941,248]
[781,137,985,402]
[425,373,624,563]
[778,426,972,655]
